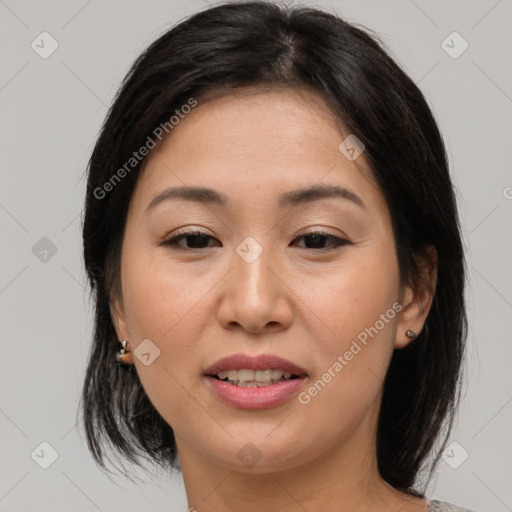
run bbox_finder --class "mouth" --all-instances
[211,368,302,387]
[204,353,308,383]
[203,353,308,409]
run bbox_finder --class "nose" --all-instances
[216,242,293,334]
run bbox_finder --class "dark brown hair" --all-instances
[79,0,467,494]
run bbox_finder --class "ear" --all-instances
[110,294,130,342]
[395,244,438,349]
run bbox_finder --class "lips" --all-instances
[203,353,309,409]
[203,353,308,377]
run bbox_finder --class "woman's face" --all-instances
[112,87,418,473]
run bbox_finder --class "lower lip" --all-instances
[205,375,307,410]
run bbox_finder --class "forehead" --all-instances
[129,87,382,216]
[158,86,347,163]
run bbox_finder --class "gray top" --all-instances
[428,499,477,512]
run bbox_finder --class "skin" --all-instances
[111,86,437,512]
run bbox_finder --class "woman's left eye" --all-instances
[161,230,349,251]
[292,231,350,250]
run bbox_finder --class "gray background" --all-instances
[1,0,511,511]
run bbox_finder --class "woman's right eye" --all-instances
[161,230,220,250]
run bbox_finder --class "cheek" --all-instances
[119,249,210,428]
[120,245,221,388]
[121,244,209,340]
[297,243,399,408]
[304,242,399,347]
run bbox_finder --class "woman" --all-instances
[80,2,475,511]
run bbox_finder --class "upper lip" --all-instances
[204,353,308,376]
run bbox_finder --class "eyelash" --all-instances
[161,229,350,252]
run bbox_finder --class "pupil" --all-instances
[188,234,209,248]
[306,233,326,249]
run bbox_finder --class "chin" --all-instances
[200,431,320,474]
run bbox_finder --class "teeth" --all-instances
[255,370,272,382]
[215,368,297,386]
[237,369,255,384]
[271,369,283,380]
[227,370,238,381]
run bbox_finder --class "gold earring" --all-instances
[406,329,416,339]
[116,340,133,365]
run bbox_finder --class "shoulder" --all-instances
[428,499,479,512]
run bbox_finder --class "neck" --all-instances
[175,411,427,512]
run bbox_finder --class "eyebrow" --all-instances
[145,184,365,213]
